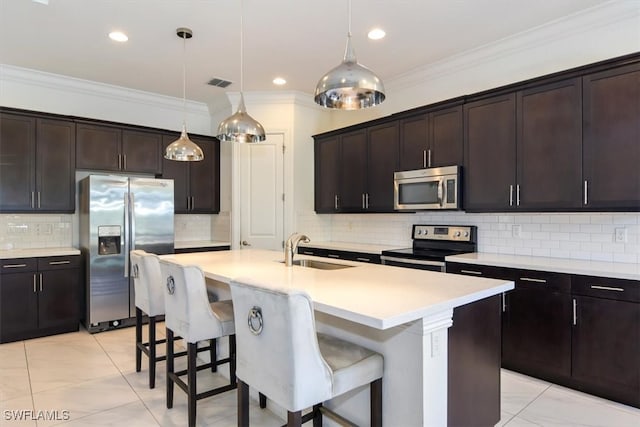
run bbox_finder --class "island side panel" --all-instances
[448,294,502,427]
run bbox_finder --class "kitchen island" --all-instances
[162,249,514,426]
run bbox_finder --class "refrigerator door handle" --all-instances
[123,192,130,278]
[130,192,136,253]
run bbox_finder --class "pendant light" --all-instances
[216,0,266,143]
[314,0,386,110]
[165,27,204,161]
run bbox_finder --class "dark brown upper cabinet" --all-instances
[582,62,640,211]
[76,123,162,174]
[161,134,220,214]
[0,112,75,213]
[314,135,341,213]
[314,122,399,214]
[465,78,582,212]
[399,104,463,171]
[464,93,517,211]
[516,78,583,210]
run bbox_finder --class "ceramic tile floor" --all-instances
[0,325,638,427]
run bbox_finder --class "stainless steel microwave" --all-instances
[394,165,461,210]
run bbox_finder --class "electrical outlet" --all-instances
[512,224,522,238]
[614,227,628,243]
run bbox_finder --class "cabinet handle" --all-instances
[423,150,427,168]
[590,285,624,292]
[33,274,37,293]
[334,194,338,210]
[39,273,43,292]
[49,260,71,265]
[502,293,506,312]
[302,251,314,255]
[428,149,432,168]
[509,185,513,206]
[37,192,41,209]
[31,191,35,208]
[460,269,482,275]
[362,193,365,209]
[3,263,27,268]
[190,197,195,211]
[123,154,127,170]
[516,184,521,206]
[118,155,122,170]
[365,193,369,209]
[328,254,340,259]
[520,277,547,283]
[584,180,588,205]
[572,298,577,325]
[356,257,370,262]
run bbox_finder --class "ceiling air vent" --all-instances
[208,78,233,88]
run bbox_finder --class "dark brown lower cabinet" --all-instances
[448,295,502,427]
[502,271,572,381]
[447,262,640,409]
[0,256,81,343]
[571,276,640,407]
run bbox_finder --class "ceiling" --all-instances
[0,0,611,105]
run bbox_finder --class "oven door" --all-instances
[380,255,445,272]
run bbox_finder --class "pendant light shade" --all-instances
[216,0,266,143]
[165,27,204,161]
[314,0,385,110]
[216,93,265,143]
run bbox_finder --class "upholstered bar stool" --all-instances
[159,258,238,427]
[130,250,181,389]
[229,279,384,427]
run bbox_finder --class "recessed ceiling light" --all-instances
[273,77,287,86]
[368,28,386,40]
[109,31,128,42]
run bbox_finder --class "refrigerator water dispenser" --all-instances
[98,225,121,255]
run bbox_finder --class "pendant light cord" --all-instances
[182,31,187,126]
[240,0,244,93]
[348,0,352,37]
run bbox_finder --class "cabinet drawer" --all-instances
[516,269,571,294]
[298,247,329,258]
[572,275,640,303]
[37,256,81,271]
[446,263,513,280]
[0,258,37,273]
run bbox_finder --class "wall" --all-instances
[296,1,640,265]
[323,1,640,131]
[0,65,227,246]
[303,212,638,264]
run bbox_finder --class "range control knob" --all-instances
[417,229,422,235]
[454,231,461,237]
[464,231,469,237]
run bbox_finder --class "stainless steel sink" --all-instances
[281,259,355,270]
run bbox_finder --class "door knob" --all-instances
[241,240,251,246]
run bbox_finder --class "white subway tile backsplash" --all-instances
[297,211,640,264]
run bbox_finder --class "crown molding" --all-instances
[0,64,210,118]
[387,1,640,92]
[225,90,322,110]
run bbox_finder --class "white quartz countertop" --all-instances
[0,247,81,259]
[446,253,640,281]
[298,241,404,254]
[174,240,230,249]
[161,249,513,330]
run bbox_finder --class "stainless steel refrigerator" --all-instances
[79,175,174,333]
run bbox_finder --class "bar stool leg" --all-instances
[312,404,322,427]
[188,342,197,427]
[210,338,217,372]
[229,335,237,384]
[166,328,174,409]
[287,410,302,427]
[149,315,156,389]
[259,392,267,409]
[135,307,142,372]
[237,380,250,427]
[371,378,383,427]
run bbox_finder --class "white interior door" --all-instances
[239,133,284,250]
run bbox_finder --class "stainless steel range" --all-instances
[380,225,477,272]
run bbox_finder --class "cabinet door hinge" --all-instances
[282,240,285,249]
[282,193,285,202]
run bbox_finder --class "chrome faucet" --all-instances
[284,232,310,266]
